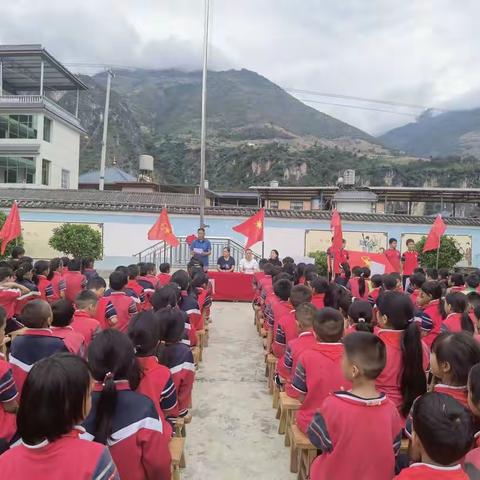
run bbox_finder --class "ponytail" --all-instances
[461,312,475,334]
[446,292,474,334]
[358,276,366,298]
[94,374,117,444]
[348,300,373,333]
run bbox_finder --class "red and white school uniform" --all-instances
[291,342,351,433]
[385,248,401,273]
[50,271,66,301]
[421,299,444,348]
[71,310,101,347]
[157,273,172,287]
[368,287,382,307]
[442,313,476,334]
[0,355,18,443]
[83,381,171,480]
[449,285,466,293]
[401,251,419,277]
[137,355,179,438]
[308,391,402,480]
[273,310,298,358]
[433,384,469,410]
[348,277,369,300]
[63,270,87,303]
[0,287,21,319]
[126,279,146,310]
[268,299,293,347]
[105,292,137,333]
[394,463,467,479]
[375,329,429,418]
[0,427,119,480]
[36,275,55,303]
[179,291,202,332]
[311,293,325,309]
[94,297,118,330]
[465,447,480,479]
[50,326,86,357]
[410,289,421,307]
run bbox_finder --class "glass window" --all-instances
[61,169,70,189]
[0,114,37,139]
[42,159,51,186]
[290,200,304,211]
[0,156,36,184]
[43,117,52,142]
[270,200,279,209]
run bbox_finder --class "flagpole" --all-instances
[436,245,440,270]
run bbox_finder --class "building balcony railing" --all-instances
[0,95,83,132]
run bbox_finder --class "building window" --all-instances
[61,169,70,189]
[42,159,51,186]
[0,114,37,139]
[43,117,52,142]
[290,200,304,211]
[270,200,279,209]
[0,156,35,184]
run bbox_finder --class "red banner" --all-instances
[348,250,395,274]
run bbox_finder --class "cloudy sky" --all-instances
[2,0,480,134]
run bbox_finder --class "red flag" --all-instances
[0,201,22,255]
[330,210,343,252]
[348,251,395,274]
[232,208,265,249]
[147,208,180,247]
[185,234,197,246]
[423,215,447,252]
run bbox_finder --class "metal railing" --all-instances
[135,236,260,269]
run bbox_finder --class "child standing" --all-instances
[308,332,402,480]
[449,273,465,293]
[443,292,476,334]
[401,239,419,290]
[417,281,446,348]
[72,290,101,347]
[62,258,87,303]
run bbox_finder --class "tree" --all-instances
[416,236,462,270]
[49,224,103,259]
[308,250,328,276]
[0,211,23,260]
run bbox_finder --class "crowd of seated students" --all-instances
[254,255,480,479]
[0,247,212,479]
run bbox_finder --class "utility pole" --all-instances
[99,68,113,191]
[199,0,210,227]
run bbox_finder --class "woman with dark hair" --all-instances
[217,247,235,272]
[443,292,476,334]
[268,249,282,267]
[0,354,119,478]
[84,329,171,479]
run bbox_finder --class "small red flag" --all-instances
[232,208,265,249]
[147,208,180,247]
[185,234,197,246]
[330,209,343,253]
[0,201,22,255]
[423,214,447,252]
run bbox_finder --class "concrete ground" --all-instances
[183,302,296,480]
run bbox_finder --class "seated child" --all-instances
[310,277,329,309]
[290,307,351,433]
[395,392,473,479]
[345,299,374,334]
[416,280,445,349]
[129,311,179,438]
[84,329,171,479]
[443,292,477,334]
[50,300,86,356]
[409,272,426,307]
[48,258,66,300]
[157,263,172,287]
[10,300,68,394]
[0,266,33,330]
[72,290,101,347]
[0,354,119,478]
[368,274,384,307]
[13,261,41,317]
[449,273,466,293]
[348,266,369,301]
[88,276,107,298]
[62,258,87,303]
[171,270,202,332]
[126,264,145,310]
[81,257,99,283]
[33,260,54,303]
[308,332,402,480]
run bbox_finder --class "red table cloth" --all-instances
[208,271,255,302]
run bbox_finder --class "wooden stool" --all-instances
[192,346,201,365]
[204,324,210,347]
[277,392,301,435]
[272,383,280,409]
[400,438,409,455]
[290,424,317,477]
[266,354,277,394]
[169,437,186,480]
[196,329,206,361]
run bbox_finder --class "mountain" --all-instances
[379,108,480,158]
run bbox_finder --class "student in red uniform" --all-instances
[0,354,119,479]
[327,238,349,281]
[418,280,446,348]
[308,332,402,480]
[385,237,402,273]
[401,239,419,289]
[88,276,107,298]
[50,300,86,356]
[395,392,472,480]
[449,273,465,293]
[60,256,70,275]
[128,311,178,438]
[273,284,312,358]
[290,307,351,433]
[63,258,87,302]
[157,263,172,287]
[348,266,370,300]
[47,258,66,300]
[0,266,31,323]
[72,290,101,347]
[310,277,328,309]
[9,300,69,395]
[13,261,41,317]
[84,329,171,480]
[409,271,426,307]
[443,292,477,334]
[276,303,316,392]
[137,262,158,292]
[383,273,402,294]
[157,307,195,418]
[368,274,384,307]
[33,260,55,303]
[266,278,293,354]
[467,364,480,448]
[345,299,374,334]
[376,292,428,420]
[126,264,145,310]
[81,257,99,283]
[426,267,439,282]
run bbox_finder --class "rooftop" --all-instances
[79,167,137,184]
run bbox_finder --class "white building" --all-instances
[0,44,87,189]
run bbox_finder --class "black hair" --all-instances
[351,266,366,297]
[305,270,318,285]
[223,246,231,253]
[114,265,128,275]
[377,291,427,416]
[273,278,292,301]
[410,272,426,289]
[33,260,50,283]
[88,276,107,290]
[171,270,190,291]
[426,268,438,280]
[340,262,351,281]
[11,246,25,259]
[432,332,480,385]
[282,256,295,266]
[438,268,450,280]
[75,290,98,310]
[156,308,186,368]
[295,303,316,329]
[145,262,156,274]
[67,258,82,272]
[370,274,383,289]
[47,258,63,281]
[290,284,312,308]
[450,272,465,287]
[421,281,446,319]
[262,263,274,276]
[17,354,91,445]
[382,274,398,291]
[20,299,51,328]
[468,364,480,406]
[197,227,205,233]
[311,277,330,294]
[15,260,33,282]
[137,262,148,277]
[282,263,297,280]
[270,249,279,258]
[159,263,171,274]
[151,285,179,311]
[61,257,70,269]
[0,306,6,329]
[344,332,386,379]
[389,238,397,245]
[296,263,306,279]
[109,271,128,291]
[412,392,474,465]
[51,300,75,327]
[127,264,139,280]
[466,274,480,289]
[191,272,208,290]
[82,257,95,270]
[362,267,371,279]
[413,267,425,275]
[406,238,415,245]
[128,311,160,357]
[348,300,373,333]
[259,258,268,270]
[0,266,14,282]
[313,307,344,342]
[88,329,141,444]
[445,292,474,333]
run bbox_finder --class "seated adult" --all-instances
[217,247,235,272]
[239,249,259,274]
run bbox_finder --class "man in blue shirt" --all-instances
[190,228,212,271]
